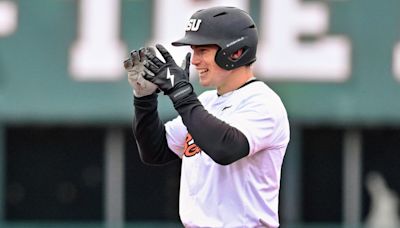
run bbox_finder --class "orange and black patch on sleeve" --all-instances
[183,133,201,157]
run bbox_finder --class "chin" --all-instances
[199,80,209,87]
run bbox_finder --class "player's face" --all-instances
[191,45,230,88]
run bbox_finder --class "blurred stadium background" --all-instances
[0,0,400,227]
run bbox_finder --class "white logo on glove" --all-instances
[166,67,175,87]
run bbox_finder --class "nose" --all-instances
[191,51,201,66]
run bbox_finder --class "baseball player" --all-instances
[124,6,290,228]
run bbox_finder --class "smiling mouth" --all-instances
[198,69,209,75]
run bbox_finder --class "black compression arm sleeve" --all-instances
[133,94,178,165]
[174,93,250,165]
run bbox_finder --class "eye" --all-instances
[193,46,211,56]
[199,48,208,54]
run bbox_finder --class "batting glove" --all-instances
[143,44,193,104]
[123,47,159,97]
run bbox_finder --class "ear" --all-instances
[230,48,244,61]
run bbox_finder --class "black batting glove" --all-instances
[143,44,193,104]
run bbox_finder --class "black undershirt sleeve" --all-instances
[133,93,179,165]
[173,93,250,165]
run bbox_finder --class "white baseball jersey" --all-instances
[165,80,290,228]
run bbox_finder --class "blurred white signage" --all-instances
[1,0,399,82]
[394,43,400,81]
[69,0,126,81]
[0,1,17,36]
[255,0,351,82]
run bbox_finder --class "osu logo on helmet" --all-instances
[185,19,202,32]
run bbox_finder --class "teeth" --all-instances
[199,69,208,74]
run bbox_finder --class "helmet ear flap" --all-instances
[215,48,241,70]
[215,37,256,70]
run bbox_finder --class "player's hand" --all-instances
[123,47,159,97]
[142,44,193,104]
